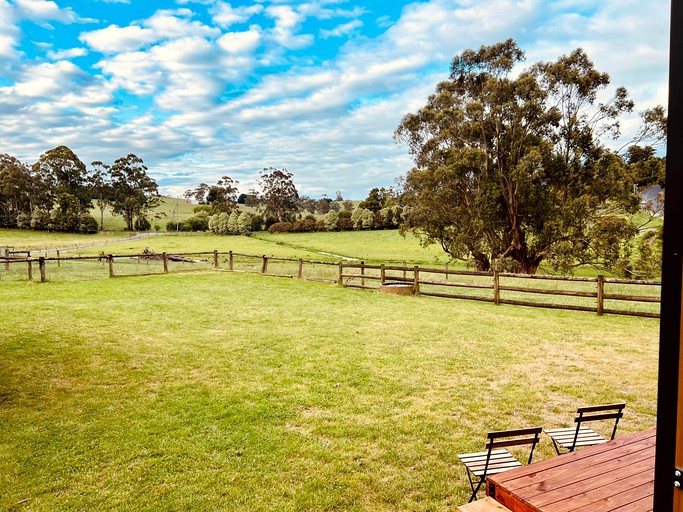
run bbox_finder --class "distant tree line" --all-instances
[0,146,159,233]
[178,167,409,234]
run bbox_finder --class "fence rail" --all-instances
[0,250,661,318]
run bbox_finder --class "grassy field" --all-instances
[0,229,447,266]
[253,231,447,266]
[0,266,659,511]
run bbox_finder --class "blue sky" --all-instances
[0,0,671,198]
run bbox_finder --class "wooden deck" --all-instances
[486,427,655,512]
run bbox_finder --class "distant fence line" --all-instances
[0,249,661,319]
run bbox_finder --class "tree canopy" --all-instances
[109,154,160,231]
[395,39,662,275]
[258,167,299,223]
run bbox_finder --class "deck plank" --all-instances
[486,428,655,512]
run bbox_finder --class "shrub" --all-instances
[268,222,294,233]
[193,205,212,214]
[292,219,317,232]
[166,220,184,231]
[250,214,264,232]
[30,210,51,230]
[337,217,353,231]
[79,215,99,234]
[323,210,339,231]
[228,211,240,234]
[16,213,31,230]
[217,212,229,235]
[184,215,209,231]
[238,212,251,235]
[134,217,151,231]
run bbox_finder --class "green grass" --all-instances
[0,229,136,253]
[0,271,659,511]
[89,197,200,232]
[254,230,449,266]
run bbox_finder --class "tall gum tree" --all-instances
[258,167,299,223]
[32,146,91,214]
[109,154,159,231]
[395,40,641,274]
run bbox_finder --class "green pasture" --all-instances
[0,229,129,253]
[253,231,447,266]
[89,197,199,232]
[0,229,448,267]
[0,270,659,511]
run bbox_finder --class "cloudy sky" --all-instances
[0,0,671,199]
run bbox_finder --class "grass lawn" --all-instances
[253,230,449,266]
[0,271,659,511]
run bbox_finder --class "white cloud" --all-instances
[80,9,219,54]
[13,0,94,24]
[266,4,314,49]
[217,26,262,53]
[142,8,220,40]
[0,60,85,98]
[95,50,162,95]
[80,24,157,53]
[0,0,20,59]
[0,0,671,199]
[210,2,264,28]
[46,47,88,60]
[320,19,362,39]
[297,2,367,20]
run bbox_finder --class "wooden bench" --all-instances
[456,496,512,511]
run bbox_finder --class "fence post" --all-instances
[493,271,500,305]
[597,275,605,316]
[108,255,114,278]
[338,262,343,286]
[261,255,268,274]
[298,259,303,279]
[229,251,234,271]
[413,266,420,295]
[57,250,60,268]
[39,257,46,282]
[403,261,407,281]
[3,247,8,270]
[162,253,169,273]
[380,264,386,284]
[214,250,219,269]
[27,259,33,281]
[361,261,365,287]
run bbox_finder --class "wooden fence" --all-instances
[0,250,661,318]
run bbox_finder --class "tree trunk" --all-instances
[473,253,491,271]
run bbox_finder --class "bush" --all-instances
[30,210,51,230]
[193,205,212,214]
[268,222,294,233]
[250,214,264,232]
[184,215,209,231]
[16,213,31,230]
[292,219,317,232]
[134,217,151,231]
[323,210,339,231]
[238,212,251,235]
[337,217,353,231]
[166,220,184,231]
[79,215,99,234]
